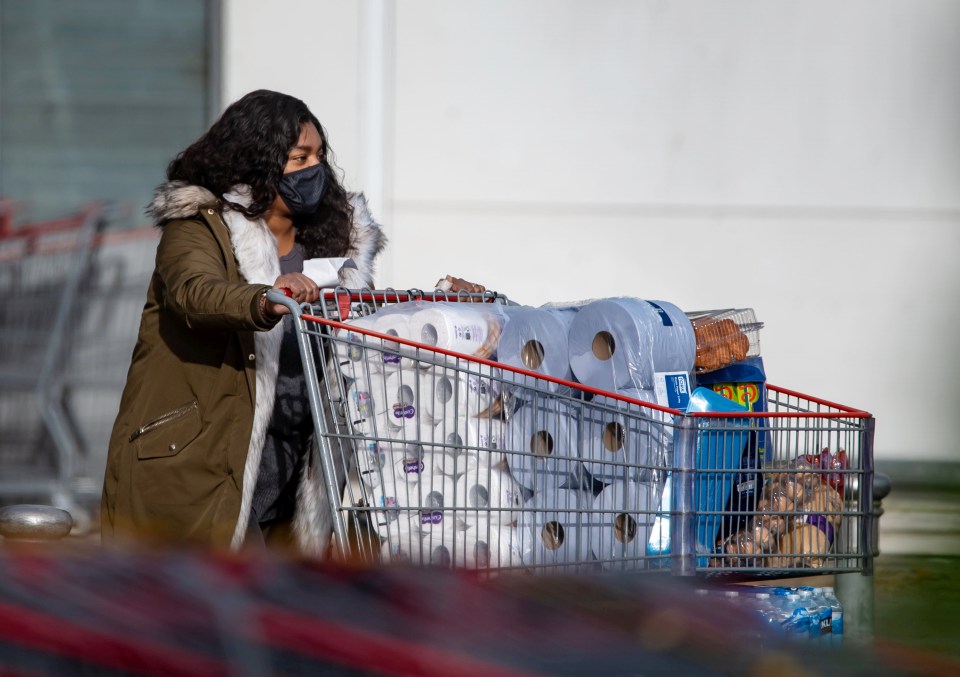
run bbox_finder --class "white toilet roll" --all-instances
[515,486,593,572]
[365,312,413,371]
[345,374,388,422]
[379,520,423,565]
[413,475,465,534]
[410,523,469,568]
[431,415,507,454]
[420,424,480,476]
[452,467,524,526]
[418,366,500,422]
[408,303,504,359]
[337,304,430,373]
[579,388,666,484]
[385,443,433,486]
[355,441,389,489]
[498,306,577,392]
[590,479,656,570]
[367,472,421,538]
[334,316,375,374]
[381,369,426,434]
[503,401,580,491]
[461,519,523,569]
[567,297,695,391]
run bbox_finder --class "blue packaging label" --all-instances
[655,371,690,409]
[645,301,674,326]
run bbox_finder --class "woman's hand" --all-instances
[266,272,320,316]
[437,274,486,294]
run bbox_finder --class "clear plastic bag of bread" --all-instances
[772,449,847,568]
[685,308,763,373]
[714,452,845,568]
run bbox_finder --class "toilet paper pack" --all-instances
[503,400,581,491]
[567,297,695,391]
[591,479,656,570]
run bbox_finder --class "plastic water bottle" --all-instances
[751,591,781,645]
[821,586,844,646]
[808,588,833,644]
[722,589,742,608]
[778,592,811,641]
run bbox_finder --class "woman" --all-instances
[101,89,482,554]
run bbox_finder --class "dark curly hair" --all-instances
[166,89,353,258]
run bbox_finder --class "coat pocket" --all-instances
[131,401,202,460]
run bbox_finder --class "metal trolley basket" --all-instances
[270,288,875,580]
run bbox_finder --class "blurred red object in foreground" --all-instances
[0,546,931,676]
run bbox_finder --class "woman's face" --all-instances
[271,122,325,218]
[283,122,325,174]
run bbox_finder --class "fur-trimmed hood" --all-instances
[147,181,387,289]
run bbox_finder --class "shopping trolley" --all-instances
[268,288,875,580]
[0,203,158,525]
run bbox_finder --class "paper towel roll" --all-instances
[461,519,522,569]
[591,479,656,570]
[503,401,580,491]
[579,388,667,484]
[515,486,593,572]
[418,366,500,422]
[498,306,577,392]
[453,467,524,526]
[567,297,695,391]
[367,472,421,537]
[409,303,503,359]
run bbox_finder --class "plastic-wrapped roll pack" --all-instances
[423,417,507,475]
[497,306,578,394]
[452,467,524,527]
[380,369,427,434]
[408,303,505,360]
[591,479,657,571]
[336,309,422,377]
[366,471,422,538]
[379,520,424,564]
[418,365,500,422]
[515,485,595,572]
[464,518,523,569]
[579,388,669,485]
[503,400,582,491]
[399,521,521,569]
[413,474,459,534]
[344,375,393,438]
[567,297,696,391]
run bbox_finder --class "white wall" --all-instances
[224,0,960,462]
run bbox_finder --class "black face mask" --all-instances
[278,163,329,215]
